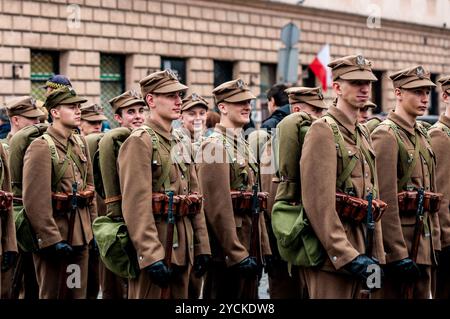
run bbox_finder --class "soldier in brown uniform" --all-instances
[428,75,450,299]
[22,86,97,299]
[80,104,107,137]
[0,97,44,299]
[197,79,272,299]
[79,104,108,299]
[96,90,148,299]
[268,87,328,299]
[300,55,385,299]
[175,93,209,298]
[0,144,17,299]
[372,66,440,299]
[118,70,211,299]
[2,97,43,145]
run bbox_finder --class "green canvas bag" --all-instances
[271,200,325,267]
[14,204,39,253]
[92,216,140,279]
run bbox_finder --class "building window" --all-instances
[371,70,383,114]
[301,65,316,87]
[30,50,59,101]
[429,73,439,115]
[100,54,125,128]
[214,60,234,88]
[260,63,277,121]
[161,57,187,84]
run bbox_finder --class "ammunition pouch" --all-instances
[230,190,269,215]
[0,190,13,213]
[335,192,387,223]
[398,191,443,216]
[51,190,95,213]
[151,192,203,217]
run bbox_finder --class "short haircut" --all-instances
[266,83,290,107]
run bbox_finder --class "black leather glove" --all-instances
[41,241,74,258]
[193,254,211,278]
[234,256,258,278]
[263,255,275,276]
[1,251,17,272]
[145,260,172,288]
[343,254,379,282]
[386,258,421,282]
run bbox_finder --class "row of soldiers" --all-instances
[0,54,449,300]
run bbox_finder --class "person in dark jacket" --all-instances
[261,83,291,132]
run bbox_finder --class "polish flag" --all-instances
[309,44,332,92]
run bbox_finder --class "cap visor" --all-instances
[181,101,209,112]
[401,79,437,89]
[82,114,108,121]
[153,82,188,94]
[306,100,328,109]
[119,99,147,109]
[22,109,45,118]
[224,91,256,103]
[340,70,378,81]
[60,96,88,105]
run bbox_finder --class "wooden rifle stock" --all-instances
[242,184,261,299]
[404,188,425,299]
[57,181,77,300]
[360,191,374,299]
[160,191,174,299]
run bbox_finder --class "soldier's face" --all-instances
[358,106,373,123]
[397,87,430,117]
[300,104,326,118]
[54,104,81,128]
[221,100,251,127]
[12,115,40,131]
[80,120,102,136]
[337,80,372,108]
[149,91,184,122]
[181,106,207,134]
[114,105,146,129]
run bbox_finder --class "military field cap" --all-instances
[43,86,88,111]
[212,78,256,104]
[108,89,146,113]
[5,96,45,118]
[389,65,436,89]
[41,74,72,89]
[81,104,108,122]
[284,86,327,109]
[181,93,209,112]
[437,75,450,94]
[364,101,377,108]
[328,54,377,81]
[139,69,188,97]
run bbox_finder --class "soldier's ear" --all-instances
[442,91,449,102]
[50,108,59,120]
[292,104,301,113]
[217,102,227,115]
[394,88,402,100]
[146,94,156,109]
[332,81,342,96]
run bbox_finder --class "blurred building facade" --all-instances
[0,0,449,126]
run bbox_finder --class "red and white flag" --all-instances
[309,44,332,92]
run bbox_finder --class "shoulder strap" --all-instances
[323,115,359,194]
[42,133,70,192]
[379,119,419,191]
[136,125,172,192]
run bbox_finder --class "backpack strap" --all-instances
[135,125,172,192]
[42,133,71,192]
[379,119,419,191]
[323,115,359,195]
